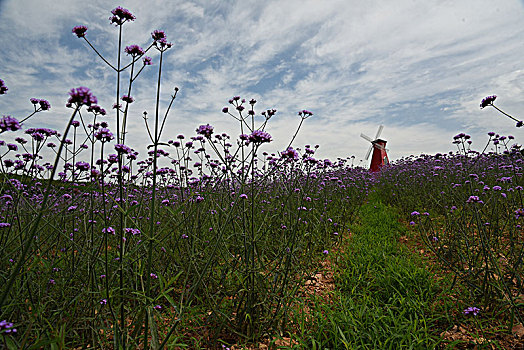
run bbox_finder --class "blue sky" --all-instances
[1,0,523,165]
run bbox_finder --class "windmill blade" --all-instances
[365,144,373,160]
[360,133,373,143]
[375,125,384,140]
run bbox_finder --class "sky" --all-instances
[1,0,523,167]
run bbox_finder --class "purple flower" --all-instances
[196,124,214,138]
[0,79,8,95]
[281,147,299,160]
[240,193,248,199]
[102,227,115,235]
[0,116,21,133]
[66,87,97,108]
[466,195,484,204]
[463,306,480,316]
[7,143,17,151]
[151,30,166,41]
[0,223,11,228]
[109,6,135,25]
[72,25,88,38]
[143,56,153,65]
[222,107,229,113]
[322,250,329,255]
[38,99,51,110]
[0,320,17,334]
[125,44,144,56]
[154,305,162,310]
[150,273,158,279]
[247,130,272,144]
[87,105,107,115]
[298,110,314,117]
[121,95,134,103]
[100,299,107,305]
[410,211,420,216]
[95,128,114,142]
[115,144,132,154]
[75,161,90,171]
[480,95,496,109]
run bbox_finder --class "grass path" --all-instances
[288,198,449,349]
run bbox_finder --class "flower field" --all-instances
[0,6,523,349]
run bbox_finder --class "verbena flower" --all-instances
[151,30,166,41]
[480,95,496,109]
[125,44,144,56]
[121,95,134,103]
[87,105,107,115]
[143,56,153,65]
[196,124,214,138]
[38,99,51,110]
[0,320,16,334]
[281,147,299,160]
[109,6,135,25]
[115,144,132,154]
[463,306,480,316]
[0,79,8,94]
[0,116,21,133]
[72,25,88,37]
[247,130,272,144]
[298,109,314,118]
[75,161,90,171]
[95,128,114,142]
[66,87,97,108]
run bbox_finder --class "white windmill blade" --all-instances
[365,144,373,160]
[375,125,384,140]
[360,133,374,143]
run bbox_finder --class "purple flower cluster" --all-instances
[95,128,114,142]
[151,30,172,49]
[109,6,135,25]
[463,306,480,316]
[87,104,107,115]
[125,44,144,56]
[480,95,496,109]
[281,147,299,160]
[196,124,214,138]
[115,144,132,154]
[298,110,314,118]
[248,130,272,144]
[72,25,88,38]
[466,195,484,204]
[66,87,97,108]
[0,320,16,334]
[25,128,57,137]
[0,79,8,94]
[0,116,21,133]
[121,95,134,103]
[75,161,90,171]
[30,98,51,110]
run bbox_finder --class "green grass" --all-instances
[288,196,453,349]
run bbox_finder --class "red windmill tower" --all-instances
[360,125,389,172]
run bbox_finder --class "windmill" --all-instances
[360,125,389,172]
